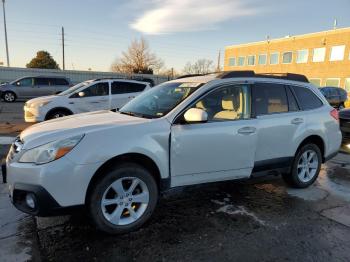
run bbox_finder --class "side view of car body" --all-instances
[24,78,151,122]
[319,86,347,109]
[4,71,342,234]
[0,76,71,102]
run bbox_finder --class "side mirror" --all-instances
[78,91,85,97]
[184,108,208,123]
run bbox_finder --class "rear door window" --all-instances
[252,83,288,116]
[34,78,50,86]
[290,85,323,110]
[111,82,146,94]
[51,78,69,85]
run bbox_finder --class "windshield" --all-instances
[119,81,203,118]
[57,80,92,96]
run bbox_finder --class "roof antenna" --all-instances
[333,19,337,30]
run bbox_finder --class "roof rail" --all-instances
[217,71,309,83]
[176,74,205,79]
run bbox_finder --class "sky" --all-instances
[1,0,350,73]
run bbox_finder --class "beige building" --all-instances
[224,27,350,91]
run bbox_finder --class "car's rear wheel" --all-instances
[88,163,158,234]
[282,144,322,188]
[3,91,16,102]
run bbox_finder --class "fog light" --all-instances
[25,193,36,209]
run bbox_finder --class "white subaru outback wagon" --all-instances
[3,71,342,234]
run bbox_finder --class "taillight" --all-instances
[330,108,339,121]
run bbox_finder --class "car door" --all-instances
[15,77,34,98]
[170,83,258,187]
[110,81,147,110]
[252,82,304,165]
[69,82,110,113]
[33,77,52,97]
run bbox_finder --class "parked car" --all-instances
[338,108,350,153]
[0,76,71,102]
[23,78,151,122]
[319,86,347,109]
[3,71,341,234]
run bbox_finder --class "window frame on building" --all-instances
[296,49,309,64]
[247,55,256,66]
[269,52,279,65]
[309,78,322,87]
[228,57,236,66]
[329,45,345,61]
[312,47,326,62]
[325,78,341,87]
[258,54,267,65]
[345,78,350,92]
[238,56,245,66]
[282,51,293,64]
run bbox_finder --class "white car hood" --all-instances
[20,110,148,149]
[26,95,58,105]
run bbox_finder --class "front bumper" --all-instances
[23,105,45,123]
[10,183,84,216]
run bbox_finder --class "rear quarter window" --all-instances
[290,85,323,110]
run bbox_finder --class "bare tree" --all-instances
[182,59,214,75]
[111,37,164,74]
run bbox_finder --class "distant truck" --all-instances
[0,76,71,102]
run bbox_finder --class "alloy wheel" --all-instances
[4,92,15,102]
[101,177,150,226]
[297,149,319,183]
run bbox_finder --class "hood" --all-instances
[25,95,58,106]
[20,110,148,149]
[339,108,350,120]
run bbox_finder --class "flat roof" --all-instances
[225,27,350,50]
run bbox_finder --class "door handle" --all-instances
[291,118,304,125]
[89,101,100,104]
[238,126,256,135]
[128,96,135,99]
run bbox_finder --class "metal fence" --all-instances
[0,67,170,85]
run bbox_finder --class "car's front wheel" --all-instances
[282,144,322,188]
[3,91,16,102]
[88,163,158,234]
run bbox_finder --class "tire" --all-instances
[2,91,16,102]
[46,109,71,120]
[282,144,322,188]
[88,163,158,234]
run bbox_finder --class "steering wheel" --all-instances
[148,95,159,111]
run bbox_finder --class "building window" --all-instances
[282,51,293,64]
[238,56,245,66]
[313,47,326,62]
[247,55,255,66]
[330,45,345,61]
[309,78,321,87]
[325,78,340,87]
[258,54,267,65]
[296,49,308,63]
[270,52,279,65]
[345,79,350,92]
[228,57,236,66]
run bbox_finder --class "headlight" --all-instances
[19,134,84,164]
[38,101,51,107]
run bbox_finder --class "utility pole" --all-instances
[2,0,10,67]
[217,50,221,72]
[333,19,338,30]
[62,26,65,70]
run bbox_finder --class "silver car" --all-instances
[0,76,71,102]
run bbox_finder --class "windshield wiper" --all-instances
[119,111,154,119]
